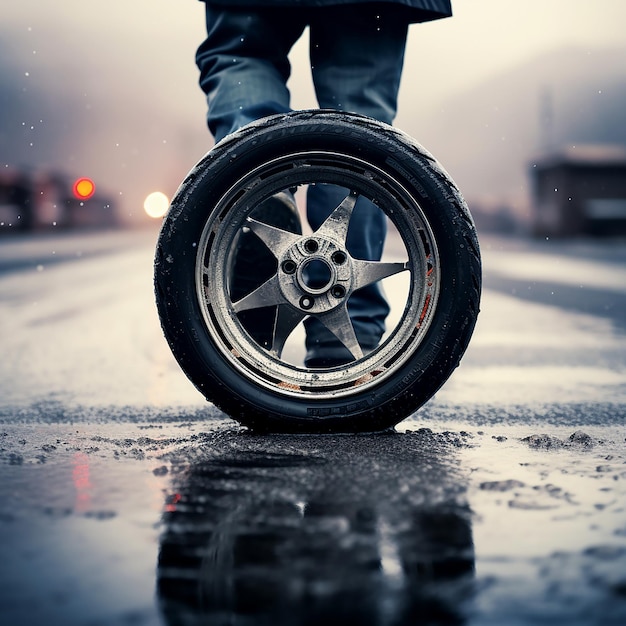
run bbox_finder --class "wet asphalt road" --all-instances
[0,227,625,625]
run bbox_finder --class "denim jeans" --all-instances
[196,3,409,363]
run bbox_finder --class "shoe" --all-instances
[230,191,301,348]
[305,354,353,368]
[304,312,381,369]
[304,341,373,369]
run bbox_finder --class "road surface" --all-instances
[0,227,625,625]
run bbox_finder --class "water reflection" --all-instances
[157,432,475,625]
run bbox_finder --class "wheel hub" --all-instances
[278,236,353,314]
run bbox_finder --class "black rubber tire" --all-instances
[155,110,481,433]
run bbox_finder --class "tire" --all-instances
[155,110,481,433]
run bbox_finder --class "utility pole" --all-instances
[539,86,555,154]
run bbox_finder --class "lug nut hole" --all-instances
[332,251,347,265]
[281,260,297,274]
[331,285,346,298]
[304,239,319,254]
[300,296,314,310]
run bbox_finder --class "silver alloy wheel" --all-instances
[195,151,440,399]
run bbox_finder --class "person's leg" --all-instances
[196,5,307,142]
[196,5,306,347]
[304,5,409,366]
[305,184,391,366]
[309,4,408,125]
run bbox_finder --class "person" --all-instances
[195,0,452,367]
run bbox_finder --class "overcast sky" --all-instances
[4,0,626,113]
[2,0,626,218]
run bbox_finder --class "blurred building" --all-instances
[0,168,117,233]
[530,145,626,237]
[0,168,32,231]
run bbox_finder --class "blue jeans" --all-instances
[196,3,408,363]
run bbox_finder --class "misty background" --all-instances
[1,0,625,227]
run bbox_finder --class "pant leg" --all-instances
[304,5,409,364]
[309,4,408,123]
[305,184,390,364]
[196,6,307,142]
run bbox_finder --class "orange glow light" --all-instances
[73,177,96,200]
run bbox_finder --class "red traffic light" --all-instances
[73,177,96,200]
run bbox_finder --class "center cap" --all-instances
[299,258,333,294]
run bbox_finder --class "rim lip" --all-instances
[194,150,440,399]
